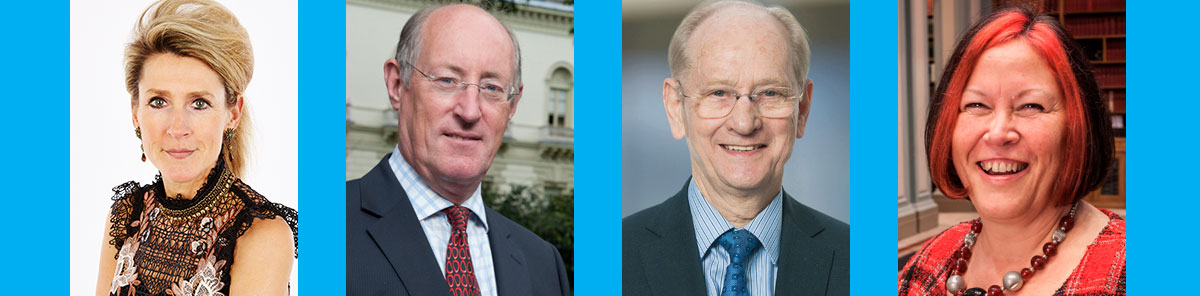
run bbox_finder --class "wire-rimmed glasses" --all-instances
[673,78,802,119]
[407,61,516,104]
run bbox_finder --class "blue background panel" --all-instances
[297,0,347,294]
[849,1,897,295]
[0,1,1188,295]
[572,0,623,295]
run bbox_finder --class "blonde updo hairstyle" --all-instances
[124,0,253,177]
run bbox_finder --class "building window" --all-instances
[549,87,568,127]
[546,67,572,129]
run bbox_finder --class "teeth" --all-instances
[980,160,1026,174]
[724,145,760,152]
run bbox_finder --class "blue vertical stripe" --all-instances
[0,1,68,292]
[849,1,897,295]
[572,0,622,295]
[297,0,346,294]
[1126,1,1198,294]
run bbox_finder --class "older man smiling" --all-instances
[346,4,571,296]
[623,1,849,295]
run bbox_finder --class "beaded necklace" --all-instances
[945,201,1078,296]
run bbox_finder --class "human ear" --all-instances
[507,84,523,120]
[384,59,406,111]
[226,94,244,130]
[663,78,687,140]
[795,79,813,139]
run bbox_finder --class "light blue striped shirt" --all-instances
[689,180,783,296]
[389,148,497,296]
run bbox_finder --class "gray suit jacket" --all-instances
[347,155,572,296]
[623,179,849,295]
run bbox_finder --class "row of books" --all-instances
[1106,39,1125,61]
[1044,0,1125,13]
[1065,15,1125,36]
[1092,64,1125,88]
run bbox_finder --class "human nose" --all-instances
[982,111,1019,146]
[452,83,483,122]
[725,94,762,135]
[166,108,191,139]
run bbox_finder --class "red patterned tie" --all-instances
[441,205,481,296]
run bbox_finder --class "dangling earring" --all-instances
[224,128,235,163]
[136,128,146,162]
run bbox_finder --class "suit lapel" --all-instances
[361,155,452,296]
[488,208,533,296]
[774,190,833,295]
[640,183,707,296]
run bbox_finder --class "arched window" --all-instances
[546,67,572,128]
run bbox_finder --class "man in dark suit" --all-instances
[623,1,849,295]
[347,4,570,296]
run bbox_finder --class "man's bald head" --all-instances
[393,4,522,91]
[668,0,809,85]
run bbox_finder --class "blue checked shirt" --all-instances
[689,180,783,296]
[390,148,497,296]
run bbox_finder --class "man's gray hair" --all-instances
[394,4,523,95]
[668,0,811,85]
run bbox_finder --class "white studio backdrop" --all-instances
[69,0,299,295]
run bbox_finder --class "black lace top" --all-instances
[106,159,298,296]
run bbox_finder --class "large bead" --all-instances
[964,287,987,296]
[964,232,977,247]
[1059,216,1074,231]
[957,246,973,261]
[987,285,1004,296]
[1052,229,1067,243]
[1002,271,1024,291]
[1030,255,1047,270]
[946,275,966,294]
[955,259,968,275]
[971,221,982,233]
[1020,268,1034,278]
[1043,242,1058,256]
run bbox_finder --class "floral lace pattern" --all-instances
[169,255,228,296]
[110,236,140,294]
[106,159,298,296]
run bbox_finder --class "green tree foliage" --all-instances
[483,183,574,285]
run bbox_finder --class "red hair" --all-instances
[926,8,1112,205]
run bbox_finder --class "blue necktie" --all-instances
[718,229,761,296]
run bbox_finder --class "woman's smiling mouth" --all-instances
[977,159,1028,175]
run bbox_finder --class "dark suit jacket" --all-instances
[623,179,850,295]
[347,155,572,296]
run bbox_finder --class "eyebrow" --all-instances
[698,78,790,88]
[145,88,216,98]
[962,87,1054,99]
[437,65,507,81]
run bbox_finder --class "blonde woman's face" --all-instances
[134,53,238,184]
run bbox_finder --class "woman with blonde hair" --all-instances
[95,0,297,295]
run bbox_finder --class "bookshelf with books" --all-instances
[1043,0,1126,208]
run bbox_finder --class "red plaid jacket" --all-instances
[898,209,1125,295]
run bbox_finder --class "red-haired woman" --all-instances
[898,7,1124,296]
